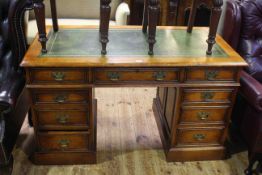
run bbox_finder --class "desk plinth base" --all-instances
[153,98,226,162]
[31,151,96,165]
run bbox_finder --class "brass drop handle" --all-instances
[107,72,120,81]
[56,114,69,124]
[54,95,67,103]
[58,139,70,149]
[205,70,218,80]
[197,111,210,120]
[52,72,65,81]
[193,134,206,141]
[201,92,214,101]
[153,71,166,81]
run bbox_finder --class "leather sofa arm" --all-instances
[0,73,25,109]
[115,2,130,25]
[240,71,262,111]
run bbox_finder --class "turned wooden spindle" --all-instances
[206,0,223,55]
[50,0,59,32]
[100,0,111,55]
[147,0,160,55]
[187,0,223,55]
[33,0,48,53]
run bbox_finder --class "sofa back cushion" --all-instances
[239,0,262,82]
[30,0,122,20]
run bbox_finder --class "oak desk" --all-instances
[21,26,247,165]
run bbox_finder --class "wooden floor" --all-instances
[13,88,248,175]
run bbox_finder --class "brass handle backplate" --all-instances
[153,71,166,81]
[201,92,214,101]
[107,72,120,81]
[52,72,65,81]
[205,70,218,80]
[197,111,210,120]
[58,139,70,149]
[56,114,69,124]
[193,134,206,141]
[54,95,67,103]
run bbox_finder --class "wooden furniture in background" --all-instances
[21,26,247,164]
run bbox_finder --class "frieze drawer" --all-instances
[185,68,237,82]
[32,90,90,104]
[94,68,180,84]
[179,106,230,124]
[38,131,90,151]
[35,109,89,130]
[176,128,224,146]
[182,88,235,104]
[28,68,89,84]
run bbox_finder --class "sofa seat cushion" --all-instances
[27,19,116,44]
[245,56,262,83]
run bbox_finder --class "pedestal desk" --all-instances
[21,26,247,165]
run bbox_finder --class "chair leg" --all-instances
[100,0,111,55]
[33,0,48,53]
[0,155,13,175]
[206,0,223,55]
[142,0,149,33]
[50,0,59,32]
[187,0,198,33]
[148,0,159,55]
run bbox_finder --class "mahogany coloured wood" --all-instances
[21,26,247,164]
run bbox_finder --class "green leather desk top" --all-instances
[41,28,227,58]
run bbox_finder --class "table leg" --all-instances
[50,0,59,32]
[100,0,111,55]
[148,0,159,55]
[142,0,149,33]
[33,0,47,53]
[187,0,198,33]
[206,0,223,55]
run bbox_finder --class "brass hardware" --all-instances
[54,95,67,103]
[56,114,69,124]
[58,139,70,149]
[205,70,218,80]
[153,71,166,81]
[201,92,214,101]
[52,72,65,81]
[193,134,206,141]
[197,111,210,120]
[107,72,120,81]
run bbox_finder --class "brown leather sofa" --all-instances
[0,0,30,174]
[221,0,262,174]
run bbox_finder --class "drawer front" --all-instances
[182,88,234,103]
[33,90,89,104]
[94,68,180,83]
[177,128,223,145]
[29,68,88,84]
[186,68,237,82]
[36,109,89,129]
[180,106,229,124]
[38,132,89,151]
